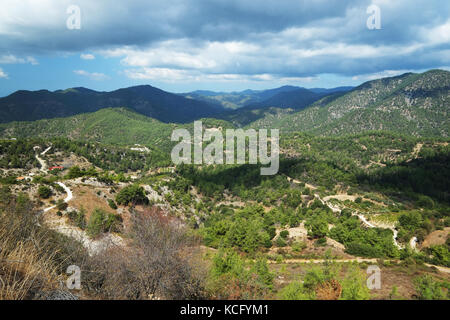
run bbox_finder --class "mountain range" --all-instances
[248,69,449,137]
[0,69,448,143]
[0,85,224,124]
[180,85,352,110]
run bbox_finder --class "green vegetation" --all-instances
[249,70,450,137]
[1,70,450,300]
[208,249,274,299]
[37,185,52,199]
[115,184,149,206]
[414,275,449,300]
[86,208,122,238]
[67,207,87,230]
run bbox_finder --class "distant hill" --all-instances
[241,87,325,110]
[309,86,354,94]
[0,107,233,151]
[0,70,447,141]
[0,85,224,124]
[248,70,450,137]
[181,85,302,110]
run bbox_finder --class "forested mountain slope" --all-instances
[0,85,224,124]
[248,70,450,137]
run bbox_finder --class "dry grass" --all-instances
[69,185,116,220]
[0,187,87,300]
[0,240,59,299]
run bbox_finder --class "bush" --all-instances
[87,208,122,238]
[416,195,434,209]
[280,230,289,239]
[307,216,328,238]
[414,275,446,300]
[315,237,327,247]
[276,237,287,247]
[67,208,87,230]
[56,199,68,211]
[209,249,274,299]
[0,189,88,299]
[427,245,450,267]
[82,207,206,299]
[279,282,311,300]
[37,185,52,199]
[107,199,118,210]
[292,241,307,252]
[340,265,370,300]
[115,184,148,206]
[65,166,84,179]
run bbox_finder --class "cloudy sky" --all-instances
[0,0,448,96]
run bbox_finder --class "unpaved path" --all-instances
[36,146,124,256]
[43,182,73,212]
[323,195,357,202]
[285,175,403,249]
[286,176,317,190]
[410,237,418,251]
[46,217,124,256]
[36,146,51,173]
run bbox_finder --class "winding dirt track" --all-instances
[287,176,412,250]
[36,147,123,256]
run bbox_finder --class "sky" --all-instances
[0,0,449,97]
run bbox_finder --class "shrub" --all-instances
[279,282,311,300]
[67,208,87,230]
[0,190,87,299]
[280,230,289,239]
[416,195,434,209]
[414,275,446,300]
[315,237,327,247]
[107,199,118,210]
[340,265,370,300]
[292,241,307,252]
[87,208,122,238]
[82,207,206,299]
[276,237,287,247]
[115,184,148,206]
[37,185,52,199]
[56,199,68,211]
[65,166,84,179]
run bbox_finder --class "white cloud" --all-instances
[352,69,414,81]
[124,67,317,85]
[0,54,38,65]
[0,0,448,85]
[420,19,450,46]
[80,53,95,60]
[74,69,108,80]
[102,34,429,82]
[0,68,8,78]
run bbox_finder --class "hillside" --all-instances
[241,87,324,110]
[0,107,235,152]
[0,85,224,124]
[181,85,302,109]
[248,70,450,137]
[0,108,175,149]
